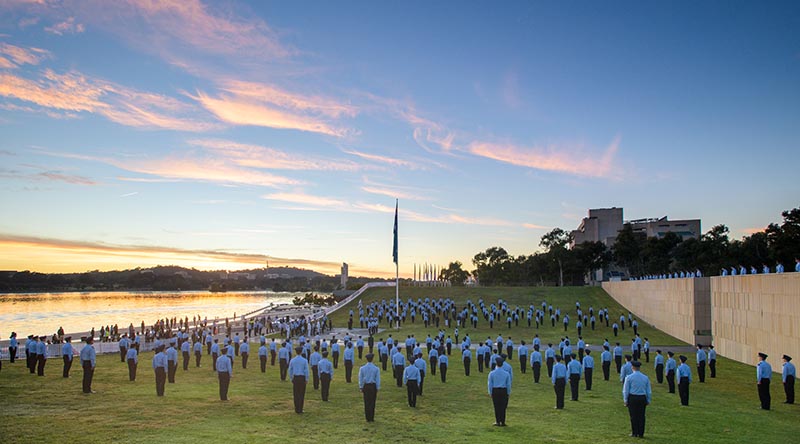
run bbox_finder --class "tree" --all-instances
[472,247,510,286]
[766,207,800,267]
[572,241,611,282]
[613,223,645,277]
[540,228,573,287]
[439,261,471,286]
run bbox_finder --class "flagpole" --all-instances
[393,199,400,329]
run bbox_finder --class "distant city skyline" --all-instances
[1,1,798,278]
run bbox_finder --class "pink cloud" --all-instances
[343,149,421,169]
[221,80,357,119]
[37,171,96,185]
[467,136,621,179]
[188,139,362,172]
[263,192,347,208]
[0,42,50,67]
[44,17,85,35]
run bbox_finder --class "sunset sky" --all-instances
[1,1,798,278]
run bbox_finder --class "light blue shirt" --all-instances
[666,357,677,371]
[757,361,772,381]
[403,364,421,384]
[677,363,692,381]
[582,355,594,369]
[288,355,309,380]
[439,354,449,367]
[318,358,333,376]
[359,362,381,390]
[152,352,168,370]
[344,347,355,362]
[462,348,471,361]
[551,362,567,383]
[80,344,96,367]
[623,371,652,404]
[216,355,232,375]
[166,347,178,362]
[530,351,542,364]
[488,367,512,394]
[61,343,73,361]
[620,362,633,382]
[696,349,706,363]
[37,341,47,357]
[601,350,611,362]
[414,357,427,373]
[392,353,405,367]
[568,359,582,376]
[126,348,138,363]
[783,362,796,382]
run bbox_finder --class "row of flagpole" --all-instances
[412,262,449,286]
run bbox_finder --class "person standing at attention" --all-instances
[80,337,96,394]
[623,361,652,438]
[288,346,309,413]
[782,355,795,404]
[358,353,380,422]
[488,356,511,426]
[216,346,232,401]
[757,352,771,410]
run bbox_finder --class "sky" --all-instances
[0,1,798,278]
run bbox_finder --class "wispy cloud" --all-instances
[44,17,85,35]
[359,178,433,201]
[523,223,548,229]
[0,42,50,68]
[467,136,621,179]
[344,149,421,169]
[0,165,97,185]
[189,139,362,172]
[191,81,355,137]
[0,69,217,131]
[119,191,138,198]
[37,171,96,185]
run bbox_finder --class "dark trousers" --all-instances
[212,353,218,371]
[615,356,622,373]
[506,346,513,359]
[484,353,490,370]
[120,347,127,362]
[440,364,447,382]
[546,357,554,377]
[362,383,377,421]
[679,377,689,405]
[260,355,267,373]
[394,365,403,387]
[758,378,771,410]
[477,356,484,373]
[311,365,319,389]
[655,364,664,383]
[464,357,471,376]
[345,360,353,383]
[155,367,166,396]
[63,356,72,378]
[491,387,508,425]
[82,360,94,393]
[602,361,611,381]
[36,356,46,376]
[628,394,647,437]
[320,373,331,401]
[533,362,541,383]
[270,350,276,366]
[554,377,566,409]
[127,358,137,381]
[29,354,37,373]
[167,360,176,383]
[380,355,387,371]
[9,347,16,363]
[292,376,306,413]
[785,375,795,404]
[697,361,706,382]
[234,342,239,356]
[644,350,650,363]
[241,352,248,369]
[195,351,202,367]
[332,351,339,368]
[667,370,676,393]
[578,349,584,361]
[709,359,716,378]
[358,346,363,360]
[430,358,437,375]
[519,356,527,374]
[569,374,580,400]
[218,372,230,400]
[183,351,190,370]
[406,380,419,407]
[280,358,289,381]
[418,370,425,394]
[585,368,593,390]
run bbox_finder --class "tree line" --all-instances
[438,207,800,286]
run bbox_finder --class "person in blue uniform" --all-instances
[414,353,427,395]
[166,342,178,383]
[462,345,471,376]
[567,353,582,401]
[530,345,543,383]
[601,345,612,381]
[654,350,664,384]
[344,342,355,383]
[620,355,633,383]
[439,353,449,382]
[126,345,138,381]
[8,332,18,364]
[708,345,717,378]
[278,342,290,381]
[309,346,321,389]
[80,337,96,394]
[258,341,269,373]
[623,361,652,438]
[518,341,528,374]
[358,353,380,422]
[783,355,795,404]
[583,349,594,390]
[331,339,340,369]
[665,351,677,393]
[677,355,692,405]
[696,344,706,383]
[552,355,568,409]
[211,339,220,371]
[318,351,333,401]
[392,347,405,387]
[193,339,203,368]
[181,338,191,371]
[36,336,47,376]
[216,346,232,401]
[240,338,250,369]
[488,357,512,426]
[429,347,438,376]
[288,346,309,413]
[152,345,168,397]
[545,344,556,377]
[756,352,771,410]
[403,360,421,407]
[61,337,73,378]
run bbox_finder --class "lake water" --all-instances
[0,291,303,337]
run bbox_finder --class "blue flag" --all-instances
[392,199,398,264]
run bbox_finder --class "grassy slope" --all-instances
[0,286,796,443]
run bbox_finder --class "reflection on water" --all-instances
[0,291,302,336]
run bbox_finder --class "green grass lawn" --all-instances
[0,286,796,443]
